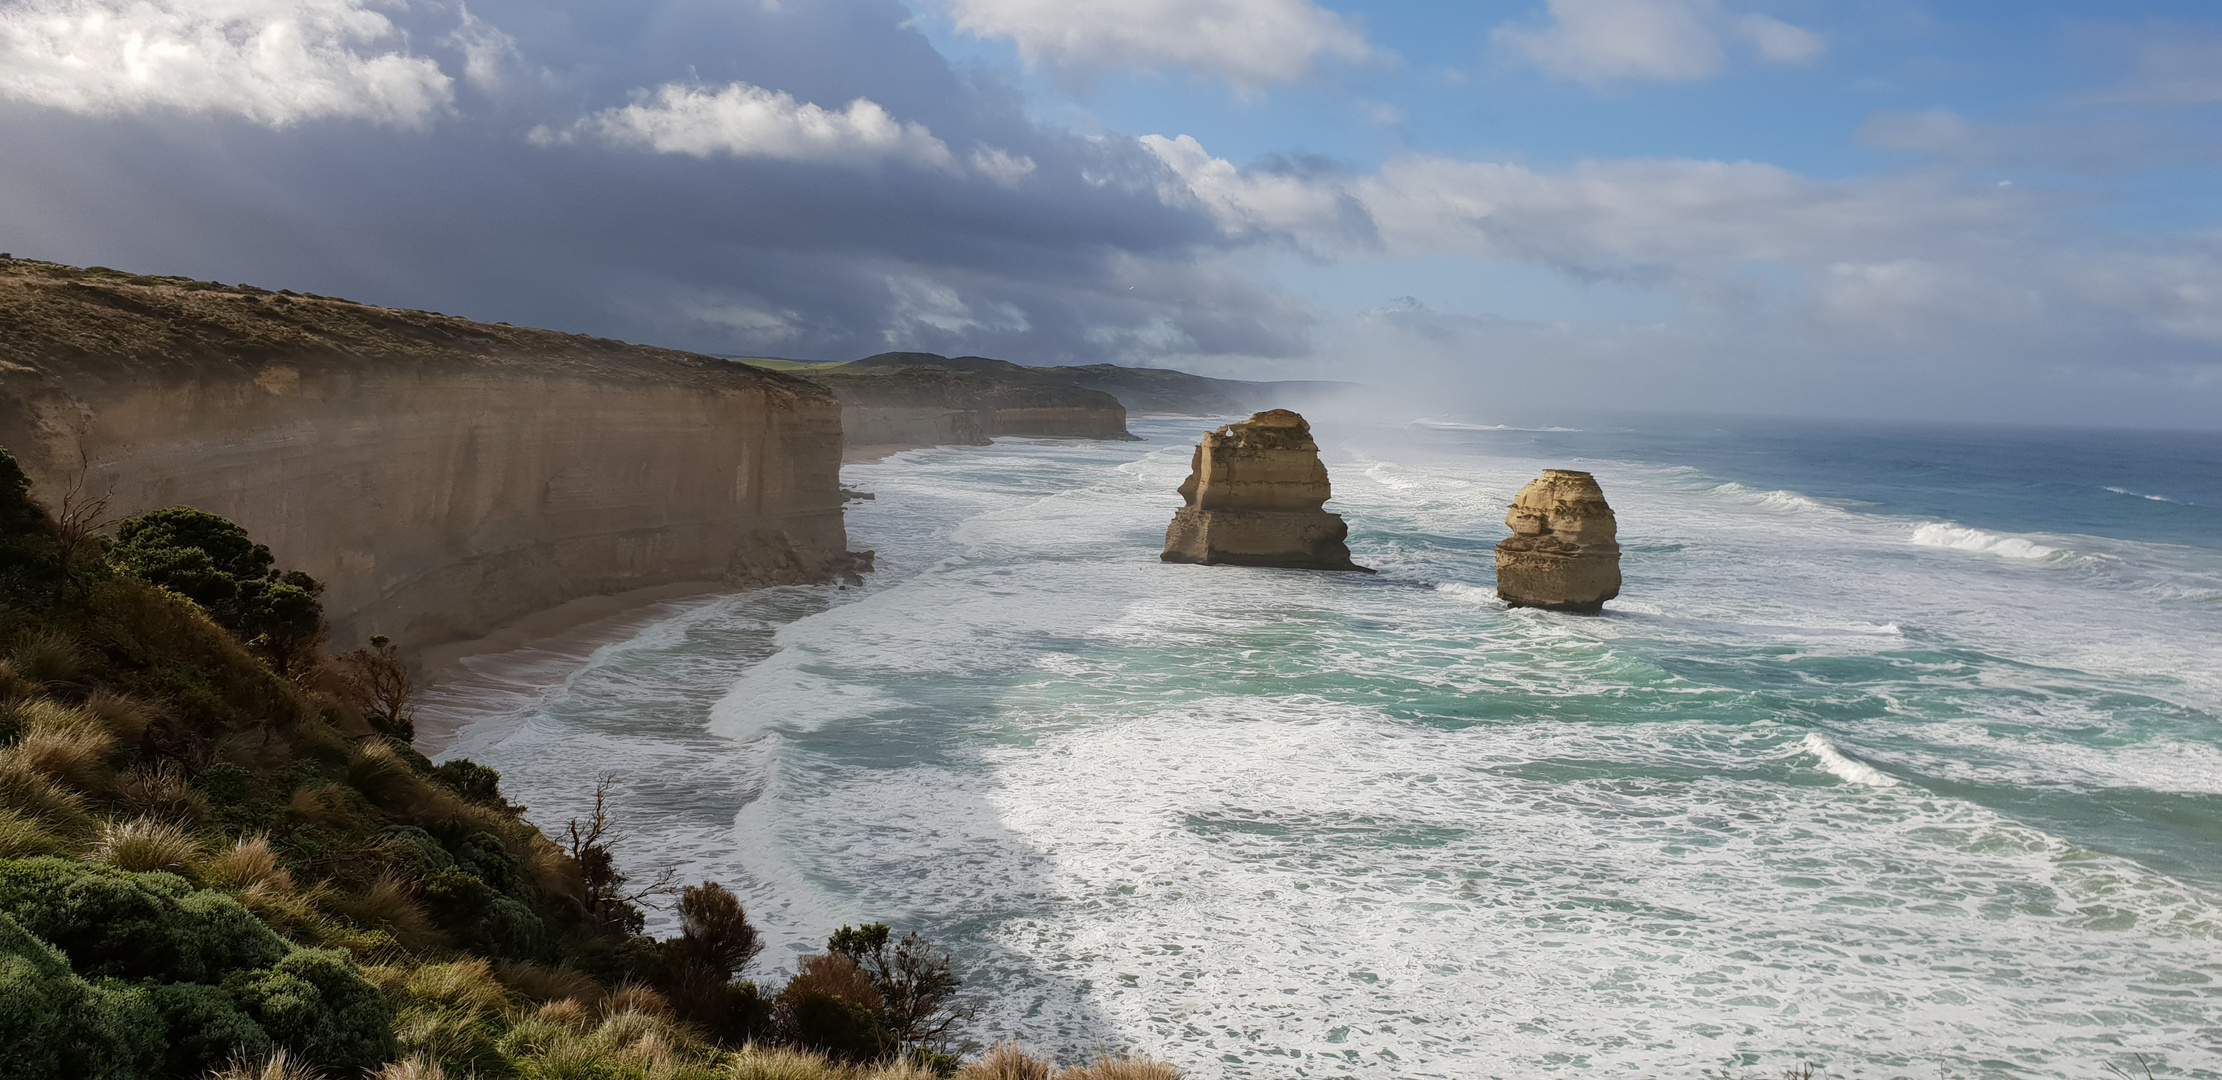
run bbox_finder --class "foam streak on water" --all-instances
[426,418,2222,1079]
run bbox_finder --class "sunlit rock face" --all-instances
[1495,469,1622,613]
[1160,410,1368,572]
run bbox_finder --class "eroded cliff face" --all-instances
[0,260,852,651]
[808,355,1133,455]
[1160,410,1368,571]
[1495,469,1621,613]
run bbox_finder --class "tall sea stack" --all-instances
[1495,470,1621,613]
[1160,410,1369,571]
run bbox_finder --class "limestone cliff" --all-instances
[1160,410,1368,571]
[1495,470,1621,613]
[0,259,854,651]
[807,354,1133,454]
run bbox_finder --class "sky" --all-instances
[2,0,2221,427]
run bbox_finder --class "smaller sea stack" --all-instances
[1495,470,1621,613]
[1161,410,1369,571]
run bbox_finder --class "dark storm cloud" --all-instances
[0,0,1306,363]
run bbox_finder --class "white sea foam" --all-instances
[1801,732,1899,787]
[1908,521,2061,559]
[424,417,2222,1078]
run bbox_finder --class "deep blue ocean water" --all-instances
[424,413,2222,1079]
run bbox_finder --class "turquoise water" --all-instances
[425,415,2222,1078]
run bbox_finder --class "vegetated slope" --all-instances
[0,258,811,389]
[0,258,853,652]
[803,355,1137,451]
[0,450,1172,1080]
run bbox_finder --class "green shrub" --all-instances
[224,947,396,1071]
[0,857,290,982]
[149,979,274,1077]
[0,909,164,1080]
[431,759,505,805]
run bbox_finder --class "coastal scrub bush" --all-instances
[223,947,397,1071]
[774,951,889,1062]
[109,506,326,673]
[828,922,968,1053]
[147,979,273,1077]
[0,908,164,1080]
[0,857,289,982]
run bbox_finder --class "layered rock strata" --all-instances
[1160,410,1368,571]
[808,354,1134,456]
[0,259,855,651]
[1495,470,1621,613]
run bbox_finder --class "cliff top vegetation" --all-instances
[0,257,829,401]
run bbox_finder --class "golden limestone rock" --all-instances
[1495,469,1621,613]
[1160,410,1369,571]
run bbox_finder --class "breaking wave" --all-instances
[1909,522,2061,560]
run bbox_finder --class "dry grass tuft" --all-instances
[328,871,437,949]
[0,806,66,858]
[117,759,211,824]
[202,833,295,893]
[6,628,88,685]
[604,981,672,1017]
[0,755,92,834]
[85,816,202,875]
[727,1046,857,1080]
[371,1056,450,1080]
[11,722,116,791]
[534,997,595,1030]
[82,688,161,744]
[205,1049,323,1080]
[872,1058,945,1080]
[0,660,34,701]
[495,959,607,1006]
[957,1043,1057,1080]
[287,781,357,829]
[1054,1057,1184,1080]
[405,957,514,1016]
[347,737,427,809]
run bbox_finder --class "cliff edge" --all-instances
[0,258,854,651]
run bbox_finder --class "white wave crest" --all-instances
[2105,486,2178,504]
[1802,733,1898,787]
[1909,523,2060,560]
[1711,482,1841,515]
[1435,582,1498,604]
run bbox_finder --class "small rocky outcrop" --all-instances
[1160,410,1369,571]
[1495,470,1621,613]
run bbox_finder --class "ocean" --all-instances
[420,413,2222,1079]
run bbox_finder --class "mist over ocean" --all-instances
[423,415,2222,1078]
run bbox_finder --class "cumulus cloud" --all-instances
[1493,0,1823,86]
[939,0,1373,88]
[0,0,453,126]
[550,81,958,168]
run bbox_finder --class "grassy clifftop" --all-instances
[0,258,826,401]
